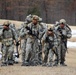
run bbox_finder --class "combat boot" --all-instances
[21,62,26,66]
[47,63,52,67]
[21,61,30,66]
[7,60,14,65]
[53,63,58,66]
[53,61,58,66]
[1,61,7,66]
[60,62,67,66]
[42,63,47,66]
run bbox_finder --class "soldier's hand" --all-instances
[25,26,29,30]
[52,46,56,50]
[3,26,8,29]
[28,31,32,35]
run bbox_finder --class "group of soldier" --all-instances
[0,14,72,67]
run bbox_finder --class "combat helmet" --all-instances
[32,15,39,21]
[59,19,66,24]
[3,21,10,26]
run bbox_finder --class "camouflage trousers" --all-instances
[43,44,54,66]
[2,44,14,63]
[60,41,67,63]
[21,39,27,63]
[25,37,39,64]
[55,41,67,64]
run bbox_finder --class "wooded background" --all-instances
[0,0,76,25]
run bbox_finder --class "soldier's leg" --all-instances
[37,40,42,62]
[22,48,26,63]
[32,39,42,65]
[42,44,49,66]
[53,39,61,66]
[1,45,8,65]
[2,45,8,62]
[48,49,54,67]
[42,47,49,66]
[1,44,4,52]
[59,42,64,65]
[53,47,59,66]
[21,41,26,64]
[62,42,67,64]
[8,45,14,65]
[25,38,32,65]
[60,43,63,64]
[32,39,38,58]
[60,42,67,66]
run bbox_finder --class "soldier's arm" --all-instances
[54,34,58,47]
[11,28,18,42]
[0,28,3,36]
[66,25,72,39]
[39,23,48,39]
[40,23,47,33]
[19,28,27,38]
[42,33,47,48]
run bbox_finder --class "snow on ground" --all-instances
[67,29,76,48]
[72,29,76,37]
[67,41,76,48]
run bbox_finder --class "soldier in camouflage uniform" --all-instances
[42,28,58,67]
[19,26,27,66]
[10,23,20,63]
[0,21,19,66]
[53,19,72,66]
[34,16,47,64]
[20,15,47,66]
[23,15,47,66]
[19,14,33,66]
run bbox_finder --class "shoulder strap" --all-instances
[66,24,71,31]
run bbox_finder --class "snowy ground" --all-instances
[67,29,76,48]
[71,30,76,37]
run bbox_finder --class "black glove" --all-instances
[25,26,30,30]
[16,42,19,46]
[59,30,62,34]
[28,31,32,35]
[58,27,62,34]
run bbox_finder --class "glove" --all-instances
[25,26,29,30]
[28,31,32,35]
[16,42,19,46]
[52,46,56,51]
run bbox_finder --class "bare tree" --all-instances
[4,0,8,19]
[43,0,48,23]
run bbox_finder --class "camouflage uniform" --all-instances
[0,21,18,65]
[35,22,47,64]
[24,16,47,66]
[53,22,61,66]
[42,28,58,66]
[19,15,33,65]
[19,24,28,65]
[54,19,72,66]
